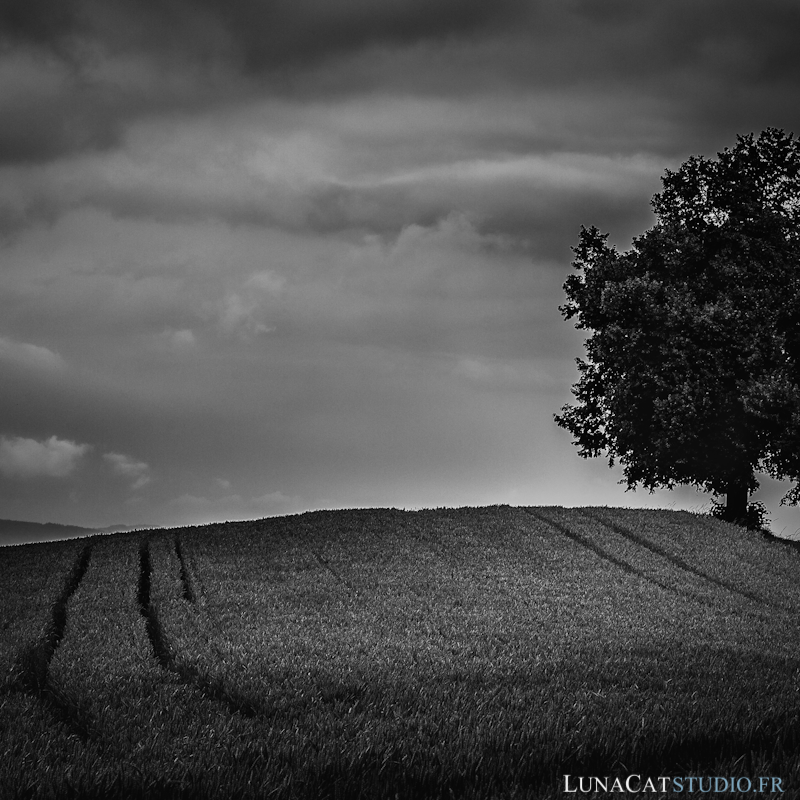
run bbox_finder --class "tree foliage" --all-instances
[556,128,800,522]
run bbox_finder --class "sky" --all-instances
[2,0,800,537]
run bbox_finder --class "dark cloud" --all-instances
[0,0,529,67]
[0,69,120,163]
[0,0,78,48]
[0,0,533,163]
[193,0,529,71]
[3,0,800,165]
[5,0,800,94]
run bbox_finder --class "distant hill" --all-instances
[0,519,136,547]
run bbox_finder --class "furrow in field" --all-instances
[294,511,431,598]
[525,507,689,599]
[171,513,487,698]
[288,510,491,631]
[174,533,196,604]
[297,535,357,594]
[1,539,89,692]
[35,678,95,743]
[3,541,97,742]
[528,507,762,617]
[683,513,800,611]
[45,535,164,745]
[581,508,772,608]
[137,540,172,669]
[142,536,260,717]
[610,507,800,613]
[12,542,93,694]
[17,534,262,793]
[298,510,488,618]
[292,509,493,602]
[179,516,347,613]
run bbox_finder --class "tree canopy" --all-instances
[556,128,800,524]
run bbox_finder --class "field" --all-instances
[2,506,800,798]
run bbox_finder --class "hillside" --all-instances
[1,506,799,799]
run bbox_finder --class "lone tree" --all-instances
[556,128,800,526]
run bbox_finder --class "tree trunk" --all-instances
[725,481,749,524]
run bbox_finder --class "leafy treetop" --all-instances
[556,128,800,522]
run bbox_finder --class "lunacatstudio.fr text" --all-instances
[564,774,784,794]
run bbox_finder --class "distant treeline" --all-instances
[0,519,134,547]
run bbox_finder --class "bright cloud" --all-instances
[0,435,89,478]
[0,336,66,372]
[104,452,151,490]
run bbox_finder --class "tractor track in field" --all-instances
[137,539,260,718]
[291,522,358,595]
[137,542,171,669]
[580,509,774,608]
[525,508,711,604]
[294,515,467,607]
[8,541,95,741]
[174,533,196,604]
[293,515,477,649]
[305,543,357,594]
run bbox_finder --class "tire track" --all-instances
[306,545,357,594]
[525,508,708,604]
[137,538,259,718]
[581,509,773,608]
[10,541,94,740]
[174,533,196,604]
[15,542,93,692]
[292,520,358,595]
[137,542,171,669]
[696,515,800,605]
[296,510,465,602]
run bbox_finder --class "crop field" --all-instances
[2,506,800,798]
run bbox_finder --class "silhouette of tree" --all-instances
[556,128,800,526]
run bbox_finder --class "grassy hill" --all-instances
[1,506,799,798]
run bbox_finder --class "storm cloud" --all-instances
[2,0,800,164]
[2,0,800,534]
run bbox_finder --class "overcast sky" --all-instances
[3,0,800,536]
